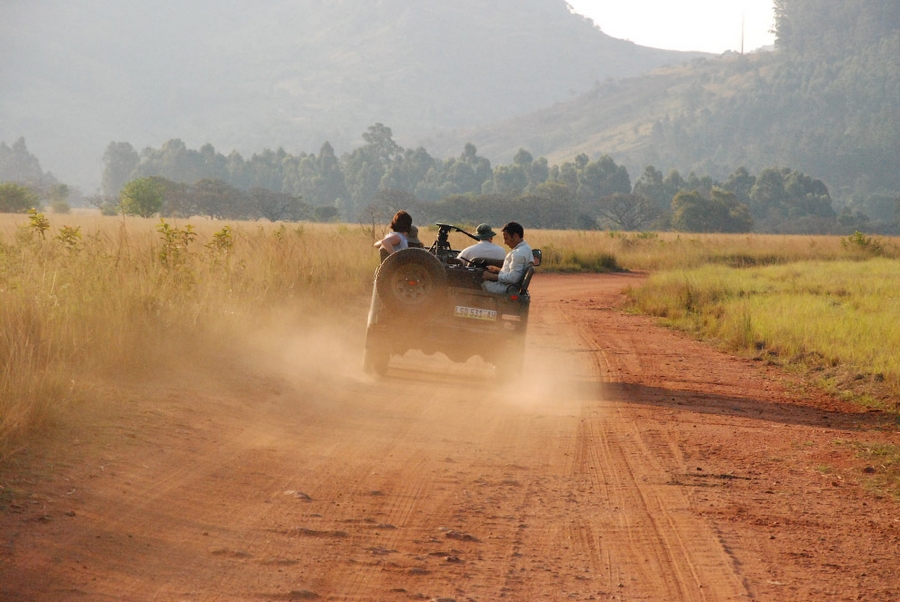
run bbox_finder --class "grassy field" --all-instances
[627,235,900,404]
[528,229,861,272]
[1,213,898,460]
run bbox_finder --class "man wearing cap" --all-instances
[457,223,506,264]
[482,221,533,294]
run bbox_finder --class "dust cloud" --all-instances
[507,337,602,416]
[177,297,603,421]
[217,305,372,402]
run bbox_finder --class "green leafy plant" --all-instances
[156,219,196,267]
[27,208,50,239]
[120,177,165,217]
[206,225,234,255]
[841,231,886,257]
[55,225,82,250]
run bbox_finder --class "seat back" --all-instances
[519,264,535,295]
[506,264,535,296]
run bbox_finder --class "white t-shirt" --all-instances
[457,240,506,263]
[377,231,408,253]
[483,240,533,294]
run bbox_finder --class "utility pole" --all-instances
[741,13,745,54]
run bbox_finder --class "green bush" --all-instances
[0,182,38,213]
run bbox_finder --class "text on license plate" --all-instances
[454,306,497,321]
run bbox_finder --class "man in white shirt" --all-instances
[457,223,507,264]
[482,221,533,294]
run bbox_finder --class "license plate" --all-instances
[454,305,497,321]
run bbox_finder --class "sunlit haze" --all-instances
[566,0,776,53]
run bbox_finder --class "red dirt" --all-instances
[2,273,899,601]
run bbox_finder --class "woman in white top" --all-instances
[374,210,413,261]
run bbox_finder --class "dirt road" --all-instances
[2,274,899,601]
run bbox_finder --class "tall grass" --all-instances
[0,213,380,455]
[527,230,856,272]
[630,257,900,401]
[533,228,900,404]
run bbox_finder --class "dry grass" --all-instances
[629,254,900,404]
[528,230,860,272]
[0,213,380,456]
[854,441,900,500]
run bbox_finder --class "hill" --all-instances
[426,53,770,177]
[0,0,703,191]
[434,0,900,209]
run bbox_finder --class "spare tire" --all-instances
[376,249,446,315]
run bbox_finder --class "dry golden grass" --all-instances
[528,230,859,272]
[628,238,900,405]
[0,213,382,456]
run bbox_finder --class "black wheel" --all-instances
[375,249,446,315]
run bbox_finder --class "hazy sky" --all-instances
[566,0,776,53]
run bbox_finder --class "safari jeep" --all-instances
[364,223,541,377]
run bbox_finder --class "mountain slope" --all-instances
[0,0,703,191]
[425,55,757,172]
[429,0,900,205]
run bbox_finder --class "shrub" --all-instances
[0,182,38,213]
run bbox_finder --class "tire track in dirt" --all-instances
[541,275,749,600]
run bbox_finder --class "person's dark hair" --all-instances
[390,210,413,233]
[501,221,524,238]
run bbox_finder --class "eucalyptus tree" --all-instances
[343,123,403,216]
[577,155,631,203]
[672,188,752,233]
[102,141,139,197]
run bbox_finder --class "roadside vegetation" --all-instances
[627,231,900,402]
[0,212,377,457]
[622,229,900,499]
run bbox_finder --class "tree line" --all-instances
[641,0,899,227]
[91,124,869,235]
[0,137,77,213]
[4,123,890,234]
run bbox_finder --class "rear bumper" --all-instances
[366,286,530,363]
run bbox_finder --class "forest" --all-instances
[0,130,862,235]
[625,0,899,217]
